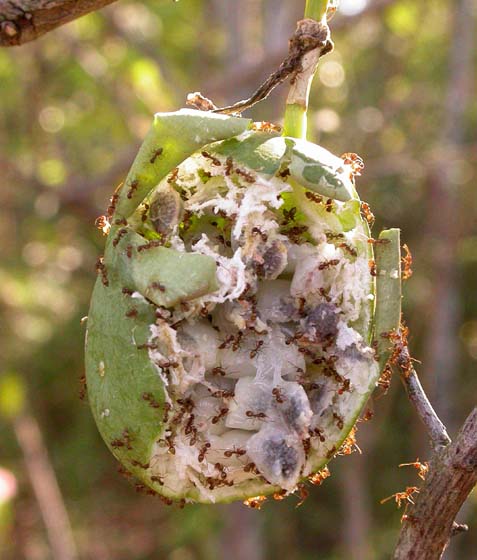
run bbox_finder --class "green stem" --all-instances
[282,0,330,140]
[304,0,329,20]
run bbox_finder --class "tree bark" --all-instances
[0,0,117,46]
[393,408,477,559]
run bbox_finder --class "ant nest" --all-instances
[118,149,378,502]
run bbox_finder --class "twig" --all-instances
[393,408,477,559]
[13,412,78,560]
[211,18,332,115]
[399,365,451,449]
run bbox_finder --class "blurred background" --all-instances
[0,0,476,558]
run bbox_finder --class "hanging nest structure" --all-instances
[85,110,401,504]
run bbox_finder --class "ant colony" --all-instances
[108,145,379,503]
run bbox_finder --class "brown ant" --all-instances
[249,340,264,359]
[367,237,390,246]
[79,374,87,401]
[150,282,166,292]
[201,151,221,166]
[214,463,228,480]
[341,152,365,177]
[381,486,420,508]
[402,244,413,280]
[243,462,259,474]
[211,366,226,377]
[245,410,267,420]
[360,202,375,226]
[318,259,340,271]
[272,387,286,403]
[251,226,268,242]
[127,179,139,199]
[165,435,176,455]
[141,392,161,409]
[399,458,429,481]
[150,148,164,164]
[125,308,138,318]
[198,443,211,463]
[308,466,331,486]
[305,191,323,204]
[368,259,377,277]
[224,447,246,458]
[211,390,235,399]
[131,459,150,470]
[243,496,267,510]
[338,242,357,257]
[95,257,109,286]
[296,483,309,507]
[122,287,134,296]
[167,167,179,184]
[95,215,110,235]
[211,407,229,424]
[112,228,128,247]
[333,412,344,430]
[150,475,164,485]
[107,191,120,218]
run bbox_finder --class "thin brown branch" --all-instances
[0,0,117,46]
[13,412,78,560]
[393,408,477,559]
[399,365,451,450]
[211,18,333,115]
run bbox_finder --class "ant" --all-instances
[214,463,228,480]
[211,366,226,377]
[249,340,264,359]
[368,259,377,277]
[367,237,390,246]
[399,458,429,481]
[381,486,420,509]
[184,414,196,435]
[243,496,267,510]
[142,392,161,409]
[125,308,138,318]
[333,412,344,430]
[360,202,375,226]
[107,191,120,219]
[127,179,139,199]
[308,466,331,486]
[150,148,164,164]
[318,259,340,270]
[338,242,357,257]
[150,282,166,292]
[112,228,128,247]
[95,257,109,286]
[211,407,229,424]
[224,447,246,458]
[402,244,413,280]
[165,435,176,455]
[272,387,286,403]
[167,167,179,184]
[245,410,267,420]
[243,462,259,475]
[79,374,87,401]
[296,483,309,508]
[305,191,323,204]
[341,152,365,177]
[211,390,235,399]
[251,226,268,242]
[201,151,221,166]
[95,215,110,235]
[198,442,211,463]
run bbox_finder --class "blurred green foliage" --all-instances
[0,1,476,559]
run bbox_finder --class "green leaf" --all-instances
[374,228,402,369]
[211,132,287,176]
[116,109,251,218]
[287,138,355,201]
